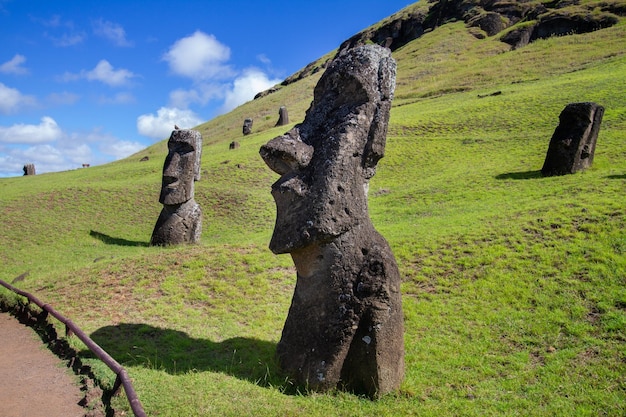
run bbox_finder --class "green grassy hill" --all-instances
[1,1,625,415]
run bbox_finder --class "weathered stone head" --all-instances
[151,129,203,246]
[23,163,36,176]
[159,129,202,205]
[260,45,404,398]
[541,102,604,176]
[261,44,395,254]
[275,105,289,127]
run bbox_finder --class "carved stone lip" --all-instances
[271,174,308,198]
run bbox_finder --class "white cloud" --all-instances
[0,54,29,75]
[220,68,281,113]
[93,19,133,47]
[0,82,37,114]
[48,32,86,47]
[137,107,204,140]
[46,91,81,105]
[4,143,90,175]
[22,144,67,164]
[0,116,63,144]
[60,60,137,86]
[257,54,271,65]
[86,60,136,86]
[100,140,145,159]
[168,83,225,109]
[0,117,148,176]
[97,92,136,105]
[163,31,233,80]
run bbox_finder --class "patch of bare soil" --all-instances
[0,312,106,417]
[0,313,85,416]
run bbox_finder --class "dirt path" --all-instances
[0,312,86,417]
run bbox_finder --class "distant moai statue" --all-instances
[150,129,203,246]
[260,45,404,398]
[275,105,289,127]
[23,164,36,176]
[541,102,604,177]
[243,118,253,135]
[229,141,240,150]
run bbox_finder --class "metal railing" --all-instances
[0,278,147,417]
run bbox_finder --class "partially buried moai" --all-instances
[150,129,202,246]
[541,102,604,177]
[260,44,404,398]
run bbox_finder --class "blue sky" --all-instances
[0,0,412,177]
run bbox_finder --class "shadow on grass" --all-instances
[85,323,289,390]
[495,170,543,180]
[607,174,626,179]
[89,230,149,247]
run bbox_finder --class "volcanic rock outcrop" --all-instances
[262,0,623,95]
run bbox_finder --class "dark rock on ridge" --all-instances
[255,0,623,98]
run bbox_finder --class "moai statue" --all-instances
[260,44,404,398]
[23,164,36,175]
[150,129,202,246]
[275,105,289,127]
[541,102,604,177]
[243,118,253,135]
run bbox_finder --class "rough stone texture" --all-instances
[23,163,35,175]
[501,12,619,49]
[260,44,404,398]
[541,102,604,177]
[243,118,253,135]
[275,106,289,126]
[151,129,203,246]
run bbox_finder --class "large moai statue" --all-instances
[150,129,203,246]
[541,102,604,177]
[23,164,36,176]
[260,44,404,398]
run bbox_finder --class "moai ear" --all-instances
[194,134,202,181]
[362,55,396,177]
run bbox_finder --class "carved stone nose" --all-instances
[163,151,180,178]
[260,128,314,175]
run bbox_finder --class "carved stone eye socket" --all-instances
[169,141,195,154]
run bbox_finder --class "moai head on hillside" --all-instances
[23,163,36,176]
[159,129,202,205]
[260,44,396,254]
[275,106,289,127]
[151,129,203,246]
[541,102,604,177]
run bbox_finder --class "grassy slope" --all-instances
[1,2,625,416]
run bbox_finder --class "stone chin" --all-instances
[268,179,366,254]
